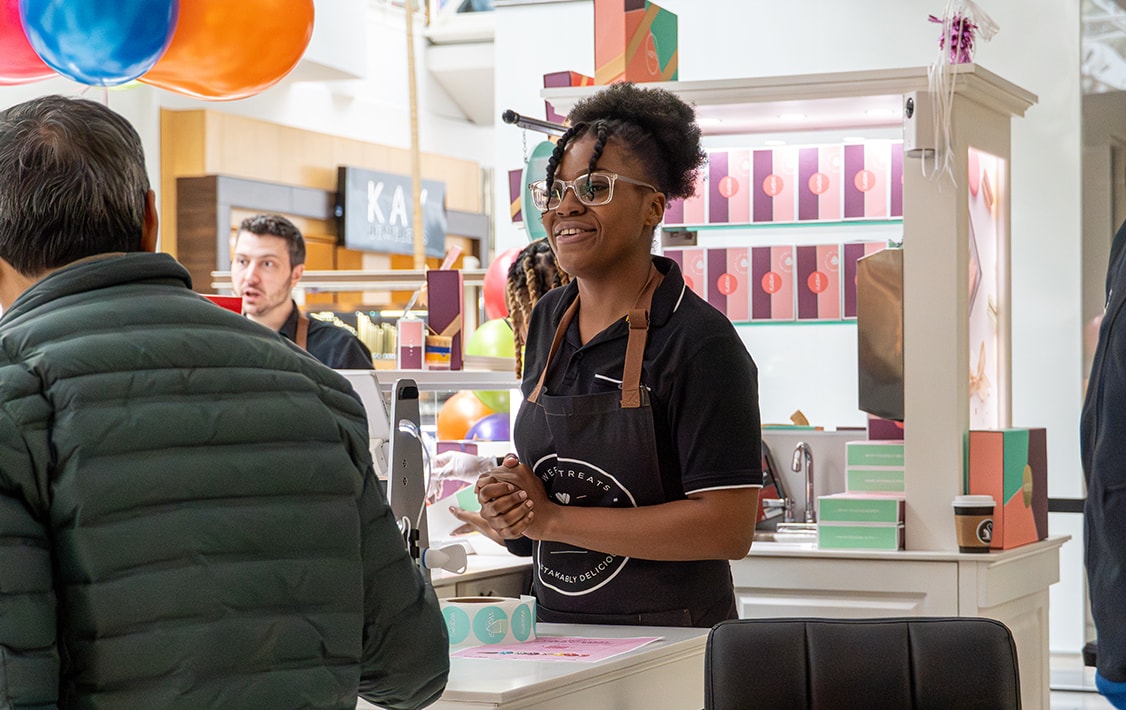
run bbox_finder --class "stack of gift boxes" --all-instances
[665,240,887,322]
[665,140,904,228]
[817,439,906,550]
[662,139,902,323]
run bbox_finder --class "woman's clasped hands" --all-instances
[476,454,550,540]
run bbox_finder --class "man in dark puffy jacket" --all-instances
[0,96,448,708]
[1084,216,1126,709]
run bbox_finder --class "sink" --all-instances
[754,523,818,547]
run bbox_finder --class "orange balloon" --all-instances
[437,390,494,441]
[139,0,314,100]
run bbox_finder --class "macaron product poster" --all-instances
[752,146,798,224]
[751,245,795,321]
[708,149,751,225]
[798,144,843,222]
[707,247,750,321]
[795,243,841,320]
[844,140,895,220]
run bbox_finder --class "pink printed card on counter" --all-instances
[452,636,662,663]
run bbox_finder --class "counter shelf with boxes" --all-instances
[812,429,1050,553]
[816,439,905,550]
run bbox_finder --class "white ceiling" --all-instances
[420,0,1121,124]
[424,11,496,126]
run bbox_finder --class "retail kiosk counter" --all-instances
[383,535,1064,710]
[358,622,708,710]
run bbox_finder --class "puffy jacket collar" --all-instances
[1,252,193,324]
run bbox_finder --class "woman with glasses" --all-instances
[476,83,763,627]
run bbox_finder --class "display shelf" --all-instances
[209,268,487,293]
[665,218,902,232]
[373,369,520,392]
[541,64,1034,134]
[730,319,856,327]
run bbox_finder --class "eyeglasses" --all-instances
[528,171,659,212]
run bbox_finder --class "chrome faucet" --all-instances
[791,442,816,524]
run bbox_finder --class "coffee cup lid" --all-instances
[952,494,995,507]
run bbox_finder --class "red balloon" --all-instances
[0,0,54,85]
[139,0,313,100]
[484,246,523,321]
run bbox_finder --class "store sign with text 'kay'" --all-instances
[336,166,447,258]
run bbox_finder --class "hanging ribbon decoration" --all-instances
[925,0,999,185]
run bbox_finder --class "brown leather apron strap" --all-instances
[620,268,663,408]
[529,265,664,409]
[528,297,579,404]
[295,310,310,351]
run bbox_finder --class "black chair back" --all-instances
[705,616,1021,710]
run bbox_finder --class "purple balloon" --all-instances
[20,0,179,86]
[466,412,511,442]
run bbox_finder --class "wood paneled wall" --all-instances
[159,109,481,306]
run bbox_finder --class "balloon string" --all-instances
[76,85,109,106]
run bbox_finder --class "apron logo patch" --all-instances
[533,455,637,596]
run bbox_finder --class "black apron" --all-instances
[514,266,738,628]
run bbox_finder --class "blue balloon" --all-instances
[466,412,511,442]
[20,0,179,86]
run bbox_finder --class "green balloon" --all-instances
[466,318,515,414]
[472,389,510,414]
[466,318,515,359]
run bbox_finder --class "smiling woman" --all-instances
[473,83,765,629]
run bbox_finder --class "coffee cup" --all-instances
[952,494,995,553]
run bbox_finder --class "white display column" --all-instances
[901,65,1034,551]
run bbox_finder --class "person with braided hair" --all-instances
[474,83,763,627]
[505,238,571,377]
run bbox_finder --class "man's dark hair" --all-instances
[0,95,150,277]
[544,82,707,202]
[237,213,306,268]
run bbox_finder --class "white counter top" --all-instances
[429,551,531,590]
[745,534,1068,561]
[431,535,1070,576]
[360,623,708,710]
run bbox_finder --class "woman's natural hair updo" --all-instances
[543,82,706,202]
